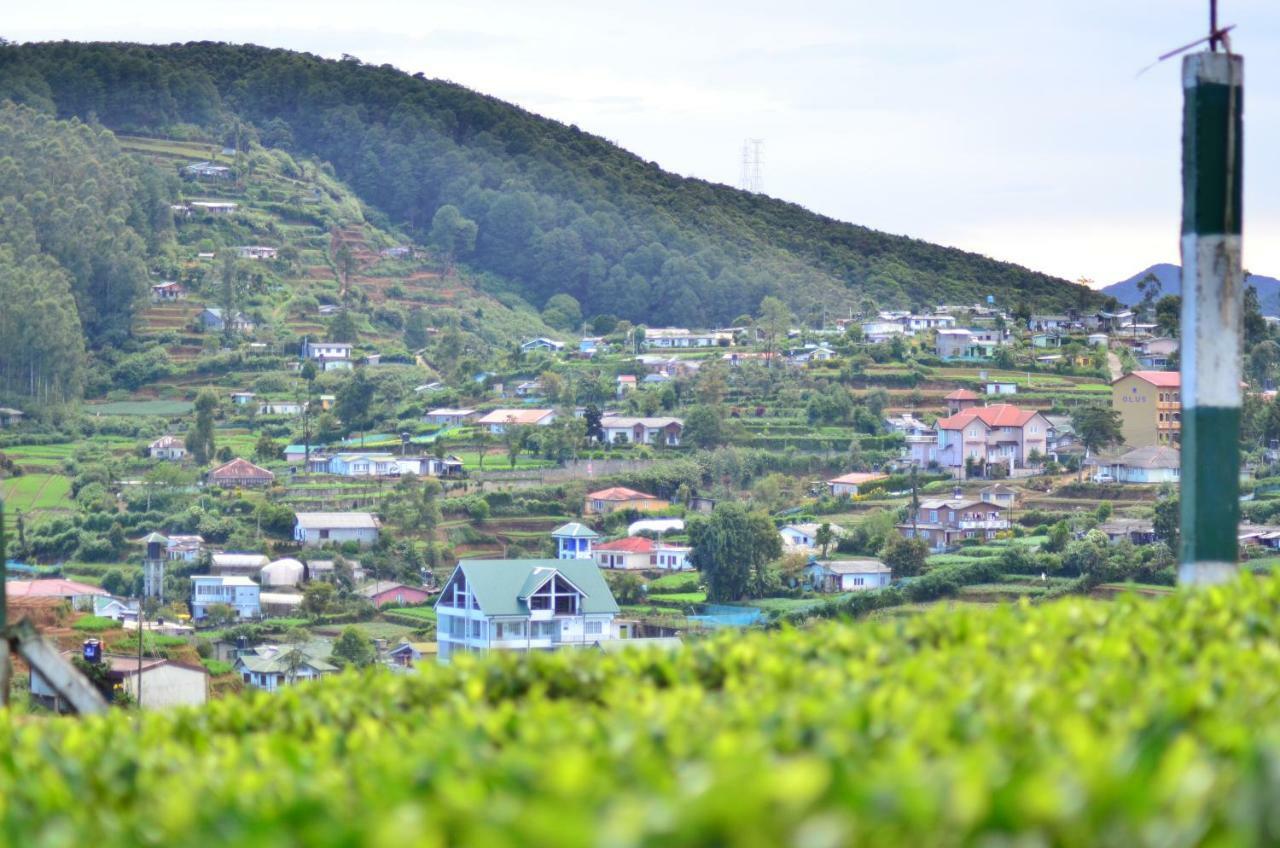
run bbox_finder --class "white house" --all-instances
[424,408,476,426]
[643,328,732,348]
[190,575,260,620]
[300,340,353,371]
[1099,445,1181,484]
[235,245,278,260]
[258,401,302,416]
[234,644,337,692]
[199,308,254,333]
[826,472,889,497]
[434,559,622,661]
[293,512,381,547]
[149,435,186,461]
[779,522,845,552]
[599,416,683,446]
[860,321,906,343]
[476,408,557,434]
[325,453,399,477]
[165,534,204,561]
[803,559,892,593]
[592,536,691,571]
[32,653,208,711]
[521,337,565,353]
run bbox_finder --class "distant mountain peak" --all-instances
[1102,264,1280,315]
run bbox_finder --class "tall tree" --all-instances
[219,253,239,344]
[428,204,478,273]
[185,389,218,464]
[689,502,782,602]
[335,370,375,434]
[1071,405,1124,481]
[758,296,793,366]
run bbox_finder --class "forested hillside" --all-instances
[0,103,174,405]
[0,41,1103,326]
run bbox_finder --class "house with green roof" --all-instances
[435,559,621,661]
[551,522,599,559]
[234,641,338,692]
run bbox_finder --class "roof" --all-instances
[5,579,107,598]
[551,522,599,539]
[259,592,304,606]
[587,486,659,501]
[1110,445,1180,469]
[782,523,847,538]
[917,497,989,511]
[355,581,428,599]
[814,559,892,575]
[628,518,685,536]
[599,416,683,429]
[149,435,184,449]
[936,404,1041,431]
[261,558,305,585]
[236,651,338,675]
[294,512,380,530]
[1118,370,1181,388]
[209,458,274,481]
[191,574,258,586]
[440,559,620,617]
[476,408,555,426]
[141,531,169,544]
[944,389,979,400]
[425,408,476,417]
[210,553,270,568]
[827,472,888,486]
[593,536,655,554]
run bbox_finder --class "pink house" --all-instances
[934,404,1049,477]
[356,582,433,609]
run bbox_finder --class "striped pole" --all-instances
[1179,51,1243,585]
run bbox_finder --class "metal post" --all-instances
[0,498,9,706]
[1179,50,1244,585]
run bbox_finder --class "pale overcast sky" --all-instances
[5,1,1277,285]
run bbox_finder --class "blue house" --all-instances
[551,523,599,560]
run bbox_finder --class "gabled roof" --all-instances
[439,559,619,617]
[813,559,891,575]
[587,486,659,501]
[294,512,380,530]
[936,404,1041,431]
[1117,370,1181,388]
[476,408,555,426]
[209,457,274,480]
[944,389,980,400]
[827,472,888,486]
[551,522,599,539]
[599,416,683,429]
[150,435,185,449]
[1109,445,1180,469]
[593,536,654,554]
[6,579,107,598]
[210,553,269,568]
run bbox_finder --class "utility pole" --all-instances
[0,498,8,707]
[1179,16,1243,584]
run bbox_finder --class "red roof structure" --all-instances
[6,579,108,598]
[936,404,1041,431]
[208,457,274,485]
[1120,370,1181,388]
[593,536,655,553]
[943,389,980,400]
[586,486,658,502]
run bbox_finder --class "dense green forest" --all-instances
[0,40,1103,326]
[0,103,174,405]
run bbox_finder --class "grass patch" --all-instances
[72,616,122,633]
[202,658,235,675]
[85,400,194,416]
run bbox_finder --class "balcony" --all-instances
[957,519,1011,530]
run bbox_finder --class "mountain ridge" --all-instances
[0,40,1105,325]
[1102,263,1280,314]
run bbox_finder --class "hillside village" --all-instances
[0,63,1277,712]
[0,126,1271,708]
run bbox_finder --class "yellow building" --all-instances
[1111,371,1180,447]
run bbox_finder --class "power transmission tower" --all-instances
[739,139,764,193]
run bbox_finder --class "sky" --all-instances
[5,1,1278,286]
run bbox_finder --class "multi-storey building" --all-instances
[434,559,620,661]
[1111,370,1181,447]
[934,404,1050,477]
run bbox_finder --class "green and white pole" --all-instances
[1179,50,1244,585]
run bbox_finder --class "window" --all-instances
[471,620,482,639]
[319,529,330,540]
[585,621,603,635]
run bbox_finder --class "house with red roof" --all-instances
[1111,371,1181,447]
[584,486,669,515]
[826,472,889,497]
[592,536,691,571]
[934,404,1050,477]
[943,389,981,415]
[208,457,275,488]
[7,579,108,610]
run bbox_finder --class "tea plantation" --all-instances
[6,576,1280,845]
